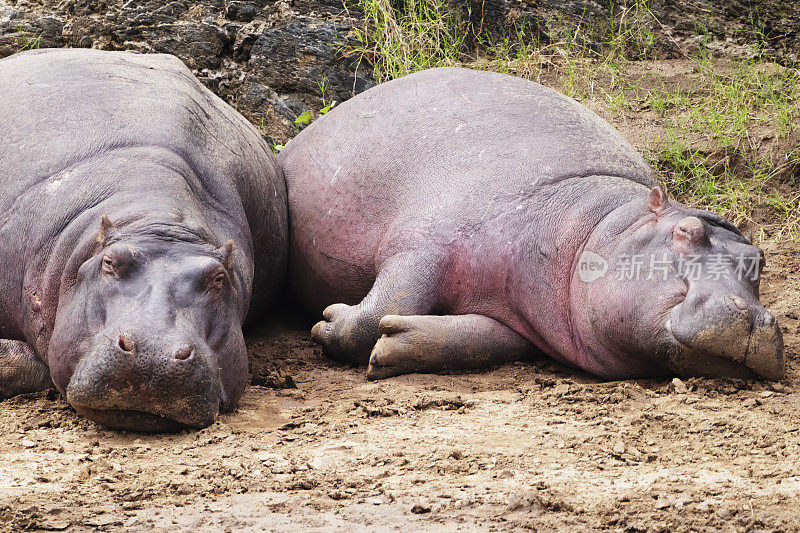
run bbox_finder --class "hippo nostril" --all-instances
[173,344,194,361]
[118,334,135,353]
[730,295,747,311]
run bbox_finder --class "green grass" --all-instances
[352,0,467,82]
[348,0,800,238]
[652,131,800,239]
[15,28,42,52]
[638,46,800,237]
[473,1,656,102]
[687,54,800,143]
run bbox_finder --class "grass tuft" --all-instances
[352,0,467,82]
[15,28,42,53]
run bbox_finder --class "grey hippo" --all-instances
[0,49,287,431]
[280,67,784,382]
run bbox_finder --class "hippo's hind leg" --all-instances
[367,314,534,380]
[311,253,443,365]
[0,340,53,399]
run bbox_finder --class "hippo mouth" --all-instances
[663,317,784,381]
[71,406,198,433]
[66,388,222,432]
[62,340,226,432]
[662,321,757,380]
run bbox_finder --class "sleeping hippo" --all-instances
[0,49,287,431]
[280,67,785,381]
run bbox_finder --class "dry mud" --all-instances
[2,55,800,532]
[0,244,798,532]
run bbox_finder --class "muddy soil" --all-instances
[0,247,798,532]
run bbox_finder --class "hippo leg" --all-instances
[0,340,53,399]
[311,254,443,364]
[366,314,534,380]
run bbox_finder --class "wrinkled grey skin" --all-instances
[280,67,784,382]
[0,49,288,431]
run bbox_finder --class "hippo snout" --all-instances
[668,292,785,380]
[116,333,196,362]
[65,329,222,432]
[744,310,785,381]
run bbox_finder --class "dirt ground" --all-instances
[0,247,797,533]
[2,60,800,531]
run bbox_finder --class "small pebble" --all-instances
[671,378,688,393]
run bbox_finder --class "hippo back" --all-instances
[282,67,655,202]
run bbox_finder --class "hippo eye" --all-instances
[209,271,226,291]
[99,246,133,278]
[101,254,116,275]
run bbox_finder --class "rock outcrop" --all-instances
[1,0,797,141]
[0,0,372,142]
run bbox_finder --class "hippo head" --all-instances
[48,216,249,431]
[576,187,784,380]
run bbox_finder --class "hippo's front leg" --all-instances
[0,340,53,399]
[311,253,443,365]
[366,314,535,380]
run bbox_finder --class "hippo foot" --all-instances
[367,315,433,380]
[0,340,53,400]
[367,314,535,380]
[311,303,375,364]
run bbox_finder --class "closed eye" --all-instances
[99,246,134,278]
[210,272,226,291]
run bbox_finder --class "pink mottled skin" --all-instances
[281,67,784,381]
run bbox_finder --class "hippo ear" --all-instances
[647,186,668,215]
[673,216,709,251]
[96,214,116,246]
[220,239,235,271]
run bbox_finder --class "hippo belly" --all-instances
[0,48,288,431]
[280,67,784,382]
